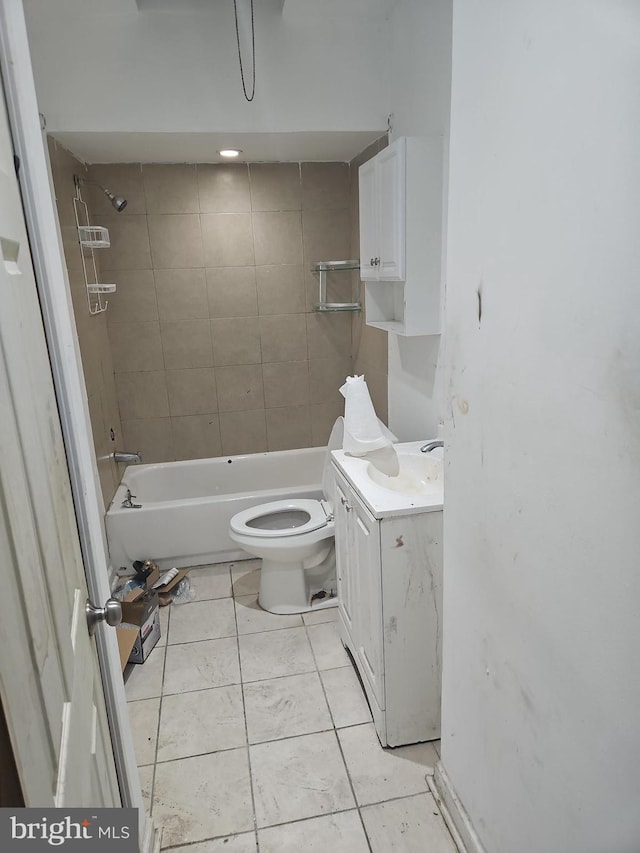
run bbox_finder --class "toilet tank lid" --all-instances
[322,416,344,504]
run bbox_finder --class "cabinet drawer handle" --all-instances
[370,257,375,266]
[340,496,352,511]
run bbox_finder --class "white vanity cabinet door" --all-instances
[350,491,385,709]
[335,474,356,638]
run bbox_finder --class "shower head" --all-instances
[73,174,128,212]
[103,189,127,212]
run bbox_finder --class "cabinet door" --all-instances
[377,139,406,281]
[351,493,385,708]
[334,472,356,638]
[358,156,378,281]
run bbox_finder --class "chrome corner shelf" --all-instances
[312,259,361,313]
[73,180,115,315]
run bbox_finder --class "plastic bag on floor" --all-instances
[160,577,195,605]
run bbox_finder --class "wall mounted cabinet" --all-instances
[359,135,445,336]
[359,142,405,282]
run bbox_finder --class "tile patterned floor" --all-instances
[124,560,457,852]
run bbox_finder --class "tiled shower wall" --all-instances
[48,138,123,507]
[85,162,355,462]
[350,136,389,422]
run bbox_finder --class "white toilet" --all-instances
[229,419,343,615]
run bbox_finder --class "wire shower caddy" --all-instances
[73,176,116,315]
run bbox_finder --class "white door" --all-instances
[0,82,120,807]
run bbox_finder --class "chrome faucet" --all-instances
[420,440,444,453]
[111,451,142,464]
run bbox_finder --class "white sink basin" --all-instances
[366,452,443,495]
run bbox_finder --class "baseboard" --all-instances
[427,761,488,853]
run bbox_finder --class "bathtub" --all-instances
[106,447,325,572]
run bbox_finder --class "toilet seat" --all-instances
[230,498,333,539]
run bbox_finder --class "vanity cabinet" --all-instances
[332,462,443,747]
[359,135,444,337]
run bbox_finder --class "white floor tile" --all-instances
[138,765,153,813]
[258,811,369,853]
[238,627,315,683]
[188,564,233,601]
[157,684,246,762]
[320,666,372,728]
[338,723,437,806]
[163,637,240,695]
[302,604,340,626]
[168,598,237,645]
[306,621,350,670]
[243,672,332,744]
[153,749,253,847]
[165,833,257,852]
[231,560,262,596]
[250,731,355,828]
[124,644,165,701]
[235,594,303,635]
[361,793,458,853]
[127,697,160,766]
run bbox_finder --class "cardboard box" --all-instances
[118,588,160,667]
[115,562,191,668]
[117,628,138,671]
[128,608,161,665]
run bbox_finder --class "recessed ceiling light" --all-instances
[219,149,242,158]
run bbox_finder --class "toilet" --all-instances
[229,419,343,615]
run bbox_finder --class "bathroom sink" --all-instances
[366,452,443,495]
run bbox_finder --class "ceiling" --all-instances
[51,130,384,164]
[24,0,391,164]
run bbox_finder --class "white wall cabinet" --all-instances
[359,141,405,282]
[333,463,443,747]
[359,135,444,336]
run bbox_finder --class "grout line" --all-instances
[302,614,374,852]
[147,603,171,818]
[231,563,260,842]
[305,612,375,852]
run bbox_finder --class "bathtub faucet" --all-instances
[111,450,142,464]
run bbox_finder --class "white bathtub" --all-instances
[106,447,325,572]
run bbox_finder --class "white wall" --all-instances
[442,2,640,852]
[23,0,388,137]
[386,0,452,440]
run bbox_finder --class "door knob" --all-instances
[86,597,122,637]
